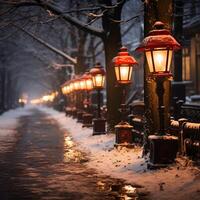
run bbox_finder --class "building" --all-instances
[183,0,200,96]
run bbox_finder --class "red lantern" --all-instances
[136,21,181,76]
[82,72,93,91]
[90,63,106,89]
[112,47,138,84]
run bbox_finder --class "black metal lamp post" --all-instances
[90,63,106,135]
[112,47,138,147]
[136,21,181,167]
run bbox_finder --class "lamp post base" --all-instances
[82,113,93,127]
[92,118,106,135]
[77,111,84,123]
[148,135,178,168]
[71,109,77,118]
[115,121,134,146]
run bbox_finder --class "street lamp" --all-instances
[81,72,94,127]
[90,63,106,135]
[136,21,180,77]
[114,47,137,84]
[112,47,138,146]
[61,82,70,116]
[70,77,79,119]
[84,72,93,91]
[136,21,181,167]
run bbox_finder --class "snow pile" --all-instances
[38,106,200,200]
[0,106,32,153]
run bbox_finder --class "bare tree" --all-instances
[0,0,143,128]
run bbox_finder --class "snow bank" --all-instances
[38,106,200,200]
[0,106,32,153]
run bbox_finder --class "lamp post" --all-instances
[73,77,83,122]
[68,80,76,117]
[82,72,94,127]
[90,63,106,135]
[136,21,181,167]
[112,47,138,147]
[61,81,69,116]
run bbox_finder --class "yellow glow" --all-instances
[80,79,86,90]
[146,49,172,73]
[18,98,27,104]
[64,136,74,148]
[123,185,137,194]
[63,136,82,162]
[62,86,67,94]
[66,86,70,94]
[93,74,105,88]
[69,82,74,92]
[115,64,132,82]
[85,79,93,90]
[30,99,41,104]
[42,95,49,102]
[74,81,80,91]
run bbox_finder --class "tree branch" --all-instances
[13,23,77,64]
[35,0,105,39]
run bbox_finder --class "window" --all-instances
[182,47,191,81]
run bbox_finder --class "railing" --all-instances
[169,119,200,159]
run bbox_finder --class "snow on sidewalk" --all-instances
[0,105,198,199]
[0,106,32,153]
[38,106,200,200]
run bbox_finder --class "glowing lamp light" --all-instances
[62,86,67,95]
[82,72,93,91]
[66,85,70,94]
[90,63,105,89]
[42,95,49,102]
[136,21,181,76]
[74,78,81,91]
[80,76,86,90]
[112,47,138,84]
[69,81,74,92]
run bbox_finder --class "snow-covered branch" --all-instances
[35,0,105,39]
[13,24,77,65]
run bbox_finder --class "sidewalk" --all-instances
[39,106,200,200]
[0,106,199,200]
[0,107,142,200]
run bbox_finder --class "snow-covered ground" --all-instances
[38,106,200,200]
[0,107,32,153]
[0,106,200,199]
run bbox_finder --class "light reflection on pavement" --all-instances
[0,109,144,200]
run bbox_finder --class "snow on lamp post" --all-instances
[136,21,181,167]
[90,63,106,135]
[112,47,138,146]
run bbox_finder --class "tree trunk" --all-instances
[173,0,183,81]
[143,0,173,154]
[101,0,124,130]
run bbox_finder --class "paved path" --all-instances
[0,109,142,200]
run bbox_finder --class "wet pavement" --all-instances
[0,109,144,200]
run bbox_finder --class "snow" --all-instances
[1,105,199,199]
[37,106,200,200]
[0,106,32,153]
